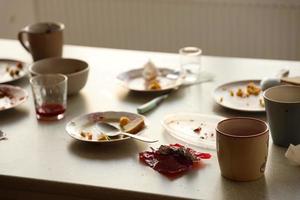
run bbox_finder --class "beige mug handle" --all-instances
[18,30,31,53]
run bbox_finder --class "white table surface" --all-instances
[0,39,300,200]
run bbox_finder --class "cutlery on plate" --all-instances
[137,74,214,114]
[96,122,158,143]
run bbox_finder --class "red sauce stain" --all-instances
[139,143,211,178]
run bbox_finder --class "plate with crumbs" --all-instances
[162,113,225,150]
[66,111,147,143]
[117,67,183,93]
[213,80,265,112]
[0,59,28,84]
[0,84,28,111]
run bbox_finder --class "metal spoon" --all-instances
[96,122,158,143]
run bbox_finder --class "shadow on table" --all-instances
[68,139,148,160]
[0,107,29,126]
[116,87,186,105]
[216,176,267,200]
[66,92,89,118]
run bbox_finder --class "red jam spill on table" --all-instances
[139,143,211,177]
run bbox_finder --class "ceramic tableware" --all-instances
[263,85,300,147]
[0,59,27,84]
[216,117,269,181]
[117,68,183,93]
[162,113,225,150]
[213,80,264,112]
[18,22,64,61]
[66,111,147,143]
[0,84,28,111]
[29,58,89,95]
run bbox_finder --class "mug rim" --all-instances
[23,22,65,34]
[216,117,268,138]
[263,85,300,104]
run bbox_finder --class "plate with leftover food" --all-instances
[117,60,183,93]
[213,80,265,112]
[0,84,28,111]
[0,59,27,84]
[162,113,225,150]
[66,111,147,143]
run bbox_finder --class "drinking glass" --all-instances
[179,47,202,82]
[30,74,67,120]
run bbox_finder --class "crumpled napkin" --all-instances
[285,144,300,166]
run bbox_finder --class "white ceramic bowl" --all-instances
[29,58,89,95]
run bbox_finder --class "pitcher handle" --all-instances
[18,30,31,53]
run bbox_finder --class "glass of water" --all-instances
[179,47,202,82]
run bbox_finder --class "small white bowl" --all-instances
[29,58,89,95]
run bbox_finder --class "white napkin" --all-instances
[285,144,300,166]
[142,60,159,81]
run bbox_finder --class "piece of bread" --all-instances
[123,117,145,134]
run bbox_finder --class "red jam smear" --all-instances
[139,143,211,177]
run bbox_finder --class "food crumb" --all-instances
[97,133,109,141]
[119,116,130,127]
[148,79,161,90]
[247,82,261,96]
[80,131,86,137]
[87,132,93,140]
[236,88,244,97]
[220,97,223,103]
[193,127,202,134]
[230,90,234,97]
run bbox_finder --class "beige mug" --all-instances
[18,22,64,61]
[216,117,269,181]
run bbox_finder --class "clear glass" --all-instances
[179,47,202,82]
[30,74,67,120]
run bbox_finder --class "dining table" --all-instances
[0,38,299,200]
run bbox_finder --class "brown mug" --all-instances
[216,117,269,181]
[18,22,64,61]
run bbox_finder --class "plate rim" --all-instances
[213,79,265,112]
[65,111,147,143]
[0,58,28,84]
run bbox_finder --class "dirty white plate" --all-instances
[117,68,183,93]
[213,80,265,112]
[0,84,28,111]
[0,59,27,84]
[66,111,147,143]
[162,113,225,150]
